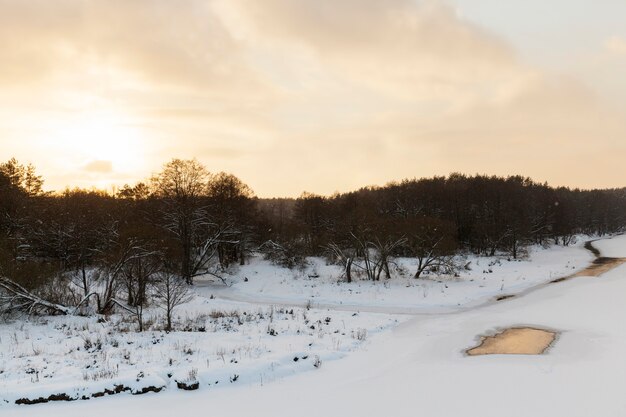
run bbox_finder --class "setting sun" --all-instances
[25,110,150,190]
[50,112,143,171]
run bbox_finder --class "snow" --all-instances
[590,234,626,258]
[4,234,626,416]
[196,239,593,313]
[0,299,400,405]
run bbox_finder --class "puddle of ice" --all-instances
[466,327,557,356]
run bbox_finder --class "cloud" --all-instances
[0,0,276,104]
[219,0,525,104]
[83,160,113,173]
[605,36,626,56]
[0,0,624,195]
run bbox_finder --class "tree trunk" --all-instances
[415,256,427,279]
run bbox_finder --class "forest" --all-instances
[1,157,625,321]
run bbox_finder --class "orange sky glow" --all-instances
[1,0,625,197]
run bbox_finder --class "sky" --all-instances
[0,0,625,197]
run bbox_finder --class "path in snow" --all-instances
[196,238,614,316]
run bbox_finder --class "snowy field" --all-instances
[3,234,625,416]
[196,240,593,313]
[0,298,401,405]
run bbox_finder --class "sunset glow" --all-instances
[3,2,626,413]
[51,113,143,168]
[0,0,625,195]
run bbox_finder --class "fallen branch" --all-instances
[0,276,73,315]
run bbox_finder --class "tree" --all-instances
[117,182,150,201]
[368,219,407,280]
[345,227,405,281]
[405,217,457,278]
[152,159,210,283]
[123,253,160,332]
[346,229,378,281]
[0,158,25,190]
[207,172,256,267]
[0,276,73,315]
[0,158,43,196]
[25,190,117,292]
[153,271,192,332]
[294,192,330,252]
[0,169,22,236]
[23,164,44,196]
[260,239,307,270]
[0,159,30,239]
[324,242,354,282]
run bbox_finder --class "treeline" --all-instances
[1,157,625,319]
[260,174,626,281]
[0,158,257,325]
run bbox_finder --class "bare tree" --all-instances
[152,159,210,283]
[207,172,256,268]
[405,218,457,278]
[123,253,160,308]
[260,239,307,270]
[90,232,159,315]
[370,236,406,280]
[152,271,193,332]
[411,235,456,278]
[123,253,161,332]
[348,231,379,281]
[347,230,406,281]
[324,242,354,283]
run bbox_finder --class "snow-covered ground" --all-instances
[197,239,593,313]
[591,234,626,258]
[4,235,626,416]
[0,298,401,405]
